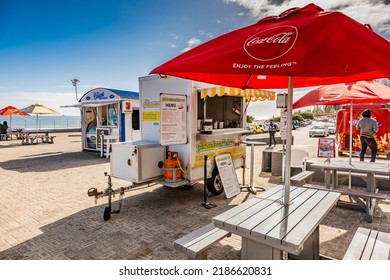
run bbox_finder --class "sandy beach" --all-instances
[0,126,389,260]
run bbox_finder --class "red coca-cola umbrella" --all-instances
[293,80,390,109]
[151,4,390,89]
[151,3,390,204]
[293,80,390,165]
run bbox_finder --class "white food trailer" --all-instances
[88,76,275,220]
[79,88,140,155]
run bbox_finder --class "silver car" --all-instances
[309,125,329,137]
[324,124,336,134]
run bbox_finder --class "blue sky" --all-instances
[1,0,389,118]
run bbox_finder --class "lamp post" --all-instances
[71,78,80,102]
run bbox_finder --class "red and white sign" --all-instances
[122,101,132,113]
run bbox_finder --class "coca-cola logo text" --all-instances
[246,31,295,46]
[244,26,297,61]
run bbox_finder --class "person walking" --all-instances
[268,120,277,147]
[356,109,378,162]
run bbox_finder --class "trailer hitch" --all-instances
[86,172,128,221]
[87,188,102,198]
[87,172,159,221]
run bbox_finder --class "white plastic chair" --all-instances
[282,149,309,180]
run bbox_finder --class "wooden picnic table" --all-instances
[21,130,55,145]
[213,185,340,260]
[310,159,390,190]
[309,159,389,222]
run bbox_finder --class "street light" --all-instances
[71,78,80,102]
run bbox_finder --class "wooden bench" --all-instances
[337,171,389,183]
[21,135,38,145]
[174,223,231,260]
[1,133,10,141]
[303,183,387,200]
[343,227,390,260]
[39,135,56,143]
[303,183,387,222]
[290,170,314,186]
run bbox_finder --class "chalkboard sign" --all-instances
[215,153,241,199]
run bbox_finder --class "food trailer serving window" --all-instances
[197,86,275,129]
[198,94,243,128]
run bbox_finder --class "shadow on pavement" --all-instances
[0,184,243,260]
[0,151,107,173]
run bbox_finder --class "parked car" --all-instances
[324,124,336,134]
[257,123,269,133]
[309,125,329,137]
[246,123,264,134]
[252,124,264,134]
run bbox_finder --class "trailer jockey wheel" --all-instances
[207,168,223,195]
[103,207,111,221]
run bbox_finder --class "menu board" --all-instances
[317,138,336,158]
[160,93,187,145]
[215,154,241,199]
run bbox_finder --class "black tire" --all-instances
[207,168,224,195]
[103,206,111,221]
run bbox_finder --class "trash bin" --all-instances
[261,149,272,172]
[271,149,283,176]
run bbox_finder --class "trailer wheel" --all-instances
[207,168,223,195]
[103,207,111,221]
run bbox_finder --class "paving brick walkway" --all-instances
[0,131,389,260]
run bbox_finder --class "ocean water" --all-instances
[0,115,81,130]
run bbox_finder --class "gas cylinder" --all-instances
[164,151,182,181]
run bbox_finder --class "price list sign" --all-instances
[160,93,187,145]
[215,154,241,199]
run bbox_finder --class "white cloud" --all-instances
[169,33,180,39]
[188,38,202,47]
[199,30,214,39]
[225,0,390,37]
[182,38,202,52]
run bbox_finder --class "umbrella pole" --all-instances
[348,102,353,189]
[349,102,353,165]
[283,77,293,205]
